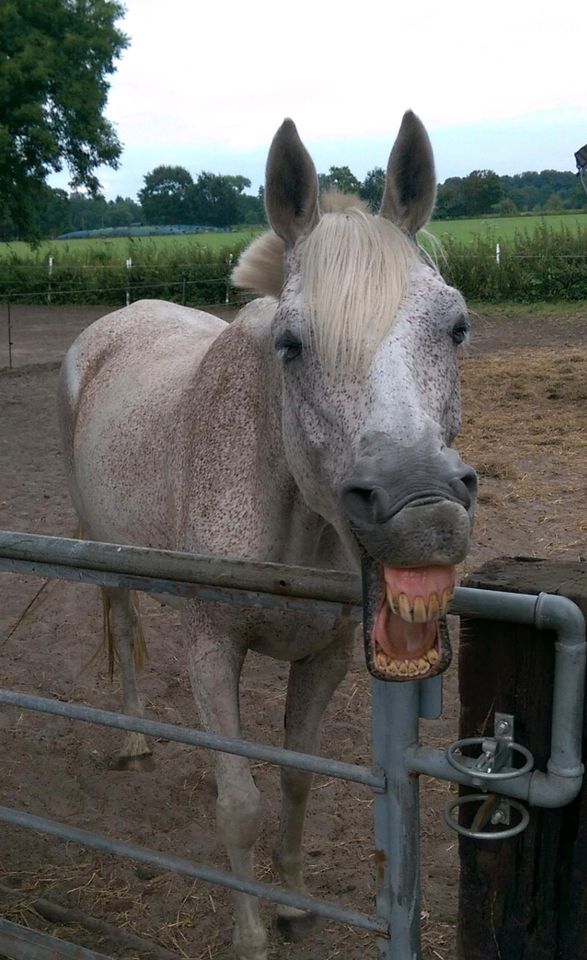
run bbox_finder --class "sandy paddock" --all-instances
[0,302,585,959]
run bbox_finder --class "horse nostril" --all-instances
[450,467,478,509]
[342,484,391,524]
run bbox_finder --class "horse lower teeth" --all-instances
[375,650,439,676]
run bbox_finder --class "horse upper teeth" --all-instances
[387,590,447,623]
[385,586,399,615]
[441,587,454,615]
[413,596,427,623]
[398,593,413,622]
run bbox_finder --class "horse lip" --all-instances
[342,488,472,532]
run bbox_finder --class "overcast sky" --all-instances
[51,0,587,200]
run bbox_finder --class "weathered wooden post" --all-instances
[457,557,587,959]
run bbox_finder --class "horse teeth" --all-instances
[413,596,427,623]
[441,587,454,615]
[388,660,400,676]
[376,651,387,670]
[426,648,440,664]
[386,588,399,615]
[407,661,420,676]
[427,592,440,620]
[417,657,430,673]
[398,593,413,622]
[397,661,409,676]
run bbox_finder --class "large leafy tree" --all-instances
[0,0,128,240]
[190,172,241,227]
[360,166,386,211]
[138,165,194,224]
[318,165,361,195]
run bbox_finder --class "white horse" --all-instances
[58,111,477,960]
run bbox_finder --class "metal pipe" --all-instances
[0,688,384,791]
[535,593,586,780]
[408,589,586,809]
[372,680,422,959]
[0,919,113,960]
[407,746,583,808]
[0,804,387,936]
[0,556,361,621]
[0,530,362,607]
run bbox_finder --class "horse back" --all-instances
[58,299,227,546]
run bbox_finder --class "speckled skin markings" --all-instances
[58,113,477,960]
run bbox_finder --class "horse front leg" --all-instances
[101,586,153,771]
[185,608,267,960]
[273,624,354,942]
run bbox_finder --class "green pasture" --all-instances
[0,228,260,264]
[2,212,587,303]
[428,212,587,244]
[1,212,587,264]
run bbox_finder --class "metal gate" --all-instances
[0,530,585,959]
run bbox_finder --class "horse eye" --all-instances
[451,321,469,345]
[275,332,303,362]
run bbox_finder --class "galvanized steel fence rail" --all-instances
[0,530,585,960]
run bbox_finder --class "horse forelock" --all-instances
[232,193,417,373]
[301,209,416,373]
[231,191,370,300]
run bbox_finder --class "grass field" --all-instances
[428,211,587,244]
[2,212,587,264]
[0,229,260,263]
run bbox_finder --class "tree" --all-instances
[38,186,72,236]
[318,165,361,195]
[138,165,194,224]
[190,172,241,227]
[0,0,128,240]
[360,167,386,211]
[461,170,502,216]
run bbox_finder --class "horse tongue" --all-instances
[374,564,456,660]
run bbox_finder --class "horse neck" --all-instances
[180,303,348,569]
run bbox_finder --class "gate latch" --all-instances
[443,713,534,840]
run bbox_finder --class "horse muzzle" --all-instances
[339,433,477,682]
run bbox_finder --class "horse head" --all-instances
[234,112,477,682]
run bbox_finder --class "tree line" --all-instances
[2,161,586,243]
[2,3,586,243]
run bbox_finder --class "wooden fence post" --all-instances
[457,557,587,960]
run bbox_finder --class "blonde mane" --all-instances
[232,192,416,372]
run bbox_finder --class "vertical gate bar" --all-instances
[418,674,443,720]
[372,678,422,960]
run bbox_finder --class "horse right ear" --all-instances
[380,111,437,237]
[265,119,320,246]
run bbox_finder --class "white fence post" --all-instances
[125,258,132,306]
[225,253,233,305]
[47,256,54,304]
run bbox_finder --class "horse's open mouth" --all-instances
[363,562,455,681]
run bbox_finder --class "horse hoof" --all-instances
[111,753,155,772]
[276,909,317,942]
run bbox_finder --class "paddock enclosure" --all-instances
[0,303,586,959]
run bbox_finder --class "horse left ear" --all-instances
[265,119,320,246]
[380,111,436,237]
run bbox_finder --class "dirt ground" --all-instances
[0,301,585,960]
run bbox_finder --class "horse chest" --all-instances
[181,599,357,663]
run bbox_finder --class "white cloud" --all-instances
[50,0,587,197]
